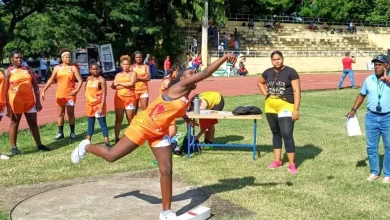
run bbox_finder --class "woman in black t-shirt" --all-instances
[257,51,301,175]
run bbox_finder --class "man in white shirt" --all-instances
[193,37,198,54]
[22,58,29,67]
[218,43,224,57]
[40,55,48,83]
[50,56,59,69]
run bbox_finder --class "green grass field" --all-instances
[0,211,6,220]
[0,89,389,219]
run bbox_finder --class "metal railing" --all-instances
[209,50,386,58]
[226,14,390,27]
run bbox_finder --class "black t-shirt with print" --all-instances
[262,66,300,103]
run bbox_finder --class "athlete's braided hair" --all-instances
[168,64,182,79]
[167,68,192,89]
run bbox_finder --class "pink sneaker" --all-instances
[288,163,298,175]
[268,160,282,169]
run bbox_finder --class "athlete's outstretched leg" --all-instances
[71,135,139,163]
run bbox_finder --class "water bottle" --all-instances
[194,95,200,114]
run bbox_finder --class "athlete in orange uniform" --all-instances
[159,65,181,138]
[132,51,151,113]
[5,50,50,155]
[42,48,83,141]
[85,64,110,147]
[71,53,237,220]
[112,55,137,143]
[0,70,9,160]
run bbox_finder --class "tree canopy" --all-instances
[0,0,389,64]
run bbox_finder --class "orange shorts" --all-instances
[9,96,36,114]
[57,96,76,107]
[135,90,149,100]
[199,119,218,130]
[114,94,136,110]
[124,116,171,148]
[86,103,106,117]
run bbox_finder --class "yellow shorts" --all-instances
[265,96,294,116]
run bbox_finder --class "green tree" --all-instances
[0,0,81,62]
[369,0,390,22]
[6,5,99,57]
[299,0,374,22]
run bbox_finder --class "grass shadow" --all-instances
[356,155,385,174]
[113,176,286,216]
[197,143,322,168]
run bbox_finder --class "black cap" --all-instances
[372,54,388,63]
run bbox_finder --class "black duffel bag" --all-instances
[232,105,262,115]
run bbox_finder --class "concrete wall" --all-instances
[209,56,373,74]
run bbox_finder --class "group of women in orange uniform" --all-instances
[0,49,153,157]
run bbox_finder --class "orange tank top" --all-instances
[8,67,34,99]
[116,71,135,97]
[86,76,103,106]
[0,71,6,106]
[56,64,76,98]
[133,64,148,92]
[141,95,189,130]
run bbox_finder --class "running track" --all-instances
[0,71,370,132]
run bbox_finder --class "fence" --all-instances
[225,14,390,27]
[208,50,386,58]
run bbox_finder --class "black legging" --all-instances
[265,113,295,153]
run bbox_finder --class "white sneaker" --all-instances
[0,154,10,160]
[383,177,390,184]
[71,139,90,164]
[159,211,177,220]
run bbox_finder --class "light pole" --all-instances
[201,0,208,70]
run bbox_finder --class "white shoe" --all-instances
[0,154,10,160]
[71,139,90,164]
[159,211,177,220]
[383,177,390,184]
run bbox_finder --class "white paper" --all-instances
[200,110,212,114]
[346,115,362,136]
[217,111,233,116]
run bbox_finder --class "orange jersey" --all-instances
[115,72,135,97]
[86,76,106,117]
[8,66,34,98]
[86,76,103,106]
[137,95,189,132]
[55,64,76,98]
[133,64,148,92]
[8,66,36,113]
[0,71,6,106]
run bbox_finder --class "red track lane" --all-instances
[0,71,371,132]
